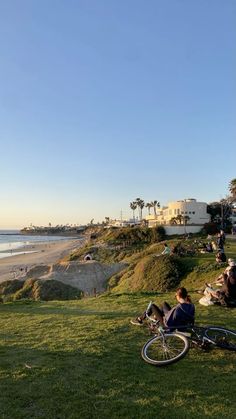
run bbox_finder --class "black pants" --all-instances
[140,302,172,322]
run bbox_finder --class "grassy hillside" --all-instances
[0,293,236,419]
[68,228,236,294]
[1,233,236,417]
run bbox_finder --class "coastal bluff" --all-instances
[25,260,126,296]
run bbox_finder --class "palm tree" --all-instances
[136,198,145,220]
[130,201,137,222]
[183,215,190,225]
[170,217,177,225]
[176,214,183,225]
[151,200,160,217]
[105,217,110,225]
[229,178,236,201]
[145,202,152,215]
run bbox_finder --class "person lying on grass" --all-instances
[131,287,195,328]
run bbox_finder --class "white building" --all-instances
[146,198,210,234]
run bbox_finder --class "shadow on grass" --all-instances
[0,325,236,419]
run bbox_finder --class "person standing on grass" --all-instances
[217,232,224,251]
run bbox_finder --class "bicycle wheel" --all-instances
[205,327,236,351]
[141,332,190,366]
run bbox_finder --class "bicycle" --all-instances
[141,315,236,367]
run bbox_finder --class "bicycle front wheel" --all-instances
[141,333,190,366]
[205,327,236,351]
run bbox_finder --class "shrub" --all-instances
[151,226,166,243]
[0,280,24,296]
[32,280,82,301]
[128,255,181,292]
[202,222,219,235]
[13,279,82,301]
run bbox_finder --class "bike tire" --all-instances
[205,327,236,351]
[141,332,190,366]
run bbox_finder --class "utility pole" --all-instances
[184,199,187,235]
[221,201,224,229]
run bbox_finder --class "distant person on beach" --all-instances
[131,287,195,327]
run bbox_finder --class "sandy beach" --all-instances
[0,238,85,283]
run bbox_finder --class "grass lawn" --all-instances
[0,292,236,419]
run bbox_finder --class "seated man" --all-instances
[131,287,195,328]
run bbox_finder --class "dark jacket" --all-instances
[222,268,236,299]
[164,303,195,328]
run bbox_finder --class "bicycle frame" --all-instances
[145,315,235,348]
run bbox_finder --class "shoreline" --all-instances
[0,238,85,283]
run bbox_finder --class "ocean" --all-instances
[0,230,75,258]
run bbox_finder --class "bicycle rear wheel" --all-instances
[141,332,190,366]
[205,327,236,351]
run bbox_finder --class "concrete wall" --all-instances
[163,225,203,235]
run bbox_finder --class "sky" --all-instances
[0,0,235,229]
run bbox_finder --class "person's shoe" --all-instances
[130,317,143,326]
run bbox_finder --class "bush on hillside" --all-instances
[193,262,227,274]
[0,280,24,296]
[32,280,82,301]
[13,278,82,301]
[151,226,166,243]
[202,222,219,235]
[127,255,181,292]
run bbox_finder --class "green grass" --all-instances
[0,293,236,419]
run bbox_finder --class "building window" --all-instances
[181,211,184,214]
[192,211,195,214]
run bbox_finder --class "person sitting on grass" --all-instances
[215,259,235,285]
[161,243,171,255]
[216,249,226,263]
[131,287,195,328]
[154,243,171,257]
[204,261,236,306]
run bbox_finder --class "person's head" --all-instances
[175,287,191,302]
[229,260,235,267]
[164,243,168,247]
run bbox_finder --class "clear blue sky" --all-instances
[0,0,235,228]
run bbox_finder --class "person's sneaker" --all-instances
[130,317,143,326]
